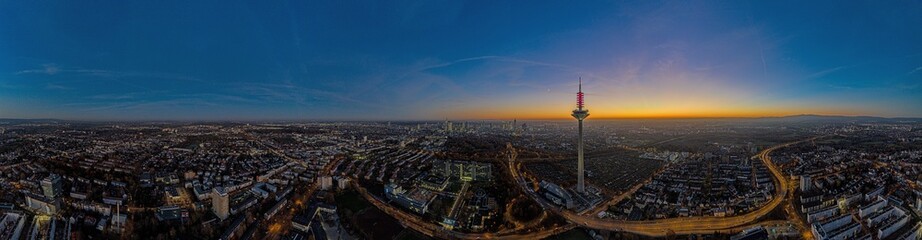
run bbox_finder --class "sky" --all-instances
[1,1,921,121]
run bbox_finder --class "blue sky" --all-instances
[1,1,920,120]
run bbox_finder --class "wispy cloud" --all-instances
[45,83,70,90]
[14,64,205,83]
[908,66,922,75]
[74,98,221,112]
[417,55,603,80]
[17,64,112,76]
[233,82,369,108]
[806,65,850,79]
[68,93,260,113]
[13,63,210,96]
[415,55,613,97]
[89,93,140,100]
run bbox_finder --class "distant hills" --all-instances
[756,114,922,123]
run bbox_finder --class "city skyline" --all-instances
[3,2,922,239]
[2,1,922,121]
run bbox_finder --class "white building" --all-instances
[335,176,350,190]
[318,176,333,191]
[800,175,812,191]
[25,194,58,215]
[41,174,63,199]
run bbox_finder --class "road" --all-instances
[243,131,345,239]
[345,137,817,238]
[351,179,575,240]
[511,137,821,237]
[781,168,813,239]
[583,162,669,215]
[503,196,550,231]
[643,135,689,148]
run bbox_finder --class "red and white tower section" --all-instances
[571,78,590,193]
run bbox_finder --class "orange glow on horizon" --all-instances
[436,104,866,120]
[426,72,880,120]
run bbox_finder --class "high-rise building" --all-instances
[335,176,350,190]
[800,175,812,191]
[571,78,589,193]
[41,174,62,199]
[916,196,922,212]
[212,187,229,220]
[319,176,333,190]
[438,160,492,181]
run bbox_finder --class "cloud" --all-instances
[16,64,109,76]
[43,64,59,74]
[417,56,597,78]
[15,64,205,83]
[68,93,263,114]
[806,65,850,79]
[908,66,922,75]
[233,82,369,108]
[78,98,220,112]
[414,55,609,92]
[45,83,70,90]
[14,64,57,75]
[89,93,140,100]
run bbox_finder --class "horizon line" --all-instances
[2,113,921,123]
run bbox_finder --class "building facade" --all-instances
[212,187,230,220]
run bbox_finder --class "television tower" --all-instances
[571,77,589,193]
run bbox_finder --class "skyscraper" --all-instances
[571,78,589,193]
[41,174,62,199]
[212,187,229,220]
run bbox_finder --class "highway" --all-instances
[351,179,575,240]
[347,137,817,238]
[510,137,821,237]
